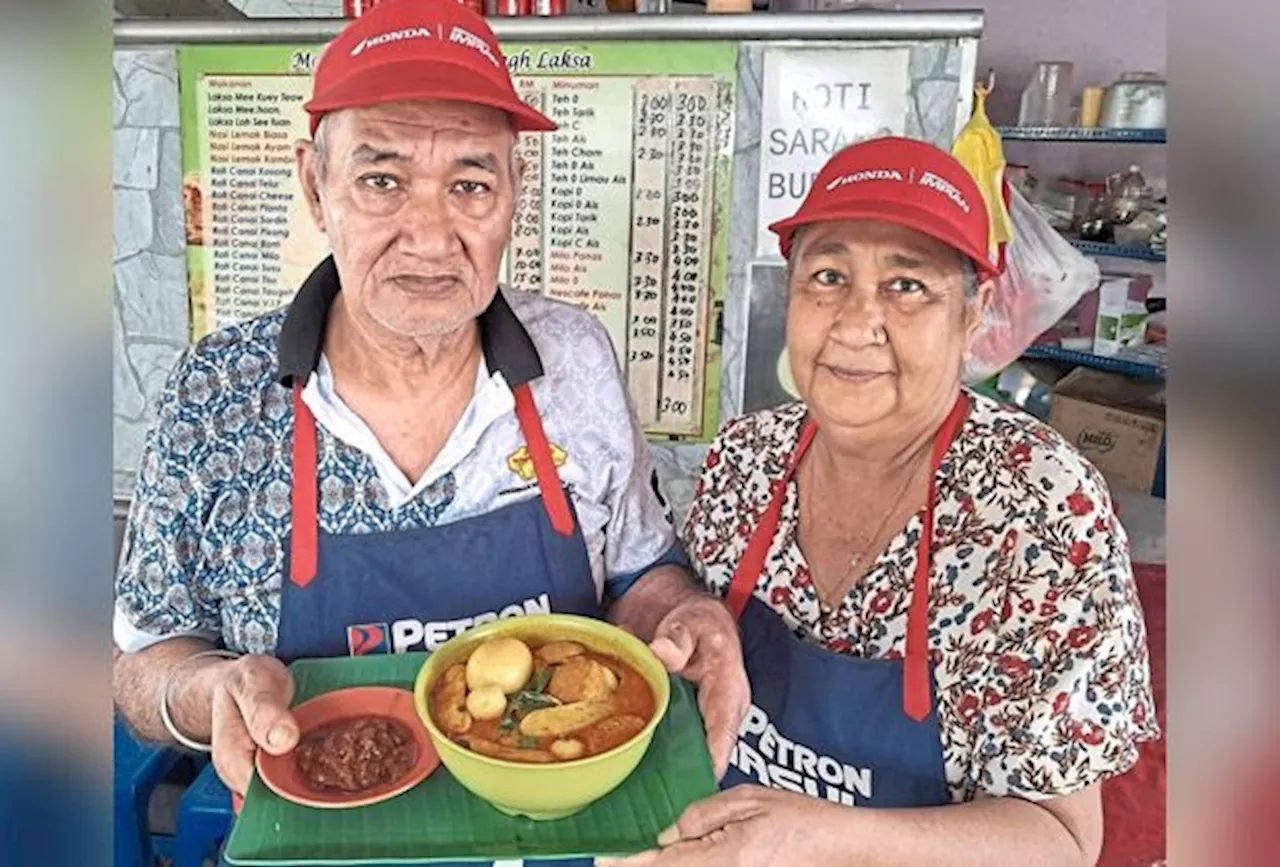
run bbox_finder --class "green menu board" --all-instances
[178,42,738,442]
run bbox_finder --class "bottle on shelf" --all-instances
[1017,61,1074,127]
[1079,86,1105,128]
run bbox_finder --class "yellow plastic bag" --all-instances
[952,84,1013,259]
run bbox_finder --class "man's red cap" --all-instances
[303,0,557,136]
[768,136,1001,281]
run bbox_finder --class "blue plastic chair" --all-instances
[114,716,182,867]
[175,759,234,867]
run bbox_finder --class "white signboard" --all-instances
[756,46,912,258]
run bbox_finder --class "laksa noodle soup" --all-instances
[430,636,656,763]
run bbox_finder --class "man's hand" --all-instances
[599,786,842,867]
[646,596,750,780]
[607,564,751,781]
[207,654,298,795]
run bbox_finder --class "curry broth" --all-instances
[430,641,656,763]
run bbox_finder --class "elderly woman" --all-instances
[612,138,1159,867]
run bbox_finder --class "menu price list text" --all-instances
[193,69,724,439]
[658,78,716,433]
[199,75,311,329]
[507,74,722,437]
[540,77,635,373]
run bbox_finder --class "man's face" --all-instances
[297,100,518,339]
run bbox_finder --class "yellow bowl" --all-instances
[413,614,672,820]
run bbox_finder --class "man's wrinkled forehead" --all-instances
[324,100,514,148]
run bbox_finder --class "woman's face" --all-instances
[785,219,991,435]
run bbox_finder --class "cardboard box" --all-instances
[1049,368,1166,495]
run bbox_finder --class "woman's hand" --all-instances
[646,596,751,780]
[600,786,847,867]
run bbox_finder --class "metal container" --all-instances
[1100,72,1166,129]
[1101,165,1153,225]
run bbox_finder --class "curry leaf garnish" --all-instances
[497,665,560,731]
[528,666,553,695]
[512,693,559,712]
[509,665,561,712]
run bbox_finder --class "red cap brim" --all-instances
[304,57,558,135]
[769,198,1001,281]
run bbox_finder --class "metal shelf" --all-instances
[997,126,1166,143]
[1021,344,1165,379]
[114,11,985,44]
[1069,240,1165,262]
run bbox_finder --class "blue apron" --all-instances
[243,381,600,867]
[719,395,969,809]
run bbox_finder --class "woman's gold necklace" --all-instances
[802,443,929,595]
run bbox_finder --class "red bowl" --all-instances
[255,686,439,809]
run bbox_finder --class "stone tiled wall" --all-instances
[230,0,342,15]
[114,49,191,498]
[111,35,970,522]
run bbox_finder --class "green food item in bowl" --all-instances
[413,613,672,820]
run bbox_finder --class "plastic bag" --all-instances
[962,183,1101,384]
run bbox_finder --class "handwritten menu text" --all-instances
[188,62,729,438]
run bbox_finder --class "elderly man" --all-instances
[111,0,748,823]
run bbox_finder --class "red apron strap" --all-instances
[903,393,971,722]
[289,384,319,588]
[725,419,817,619]
[512,383,575,537]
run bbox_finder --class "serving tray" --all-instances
[224,653,716,865]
